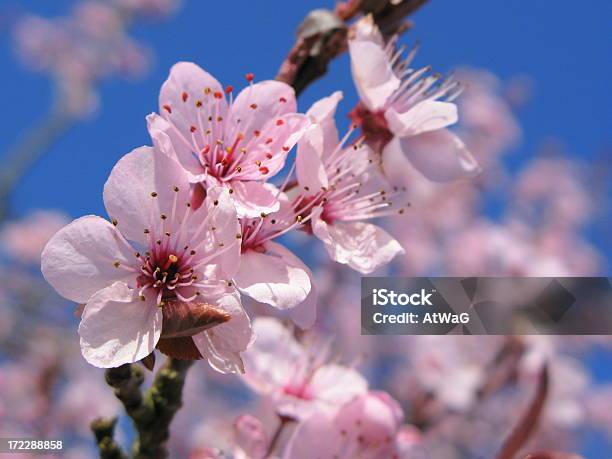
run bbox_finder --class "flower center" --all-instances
[282,382,314,400]
[238,218,269,253]
[137,248,196,304]
[161,74,291,185]
[348,103,393,148]
[238,194,319,252]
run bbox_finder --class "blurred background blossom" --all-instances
[0,0,610,458]
[11,0,179,117]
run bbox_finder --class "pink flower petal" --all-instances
[312,210,404,274]
[235,241,311,310]
[297,92,344,193]
[243,319,361,420]
[288,274,317,329]
[186,186,241,279]
[192,290,252,374]
[385,100,458,137]
[378,137,416,187]
[387,129,481,182]
[305,90,343,156]
[309,364,368,405]
[284,391,404,459]
[334,391,404,445]
[349,37,400,111]
[41,215,135,303]
[78,282,162,368]
[229,181,281,218]
[242,317,304,393]
[235,113,310,181]
[226,80,297,142]
[103,146,191,245]
[282,410,340,459]
[296,125,329,194]
[158,61,227,151]
[233,414,269,459]
[146,112,206,179]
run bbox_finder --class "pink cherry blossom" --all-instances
[233,192,317,328]
[347,16,480,183]
[242,318,367,420]
[454,68,521,171]
[283,391,419,459]
[56,373,121,434]
[444,219,601,276]
[0,210,69,264]
[520,340,590,430]
[232,414,270,459]
[386,161,479,276]
[186,415,271,459]
[41,147,251,372]
[404,335,502,411]
[0,363,47,426]
[296,91,406,274]
[13,1,151,116]
[512,157,592,230]
[147,62,310,218]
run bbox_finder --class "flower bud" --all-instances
[156,300,231,360]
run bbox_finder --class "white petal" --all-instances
[349,40,400,111]
[312,213,404,274]
[288,277,317,329]
[230,181,281,219]
[242,317,303,394]
[397,129,481,182]
[192,290,252,374]
[305,91,343,155]
[310,364,368,405]
[296,124,329,193]
[187,186,241,279]
[385,100,458,137]
[41,216,135,303]
[235,241,311,310]
[226,80,297,140]
[103,146,191,244]
[146,113,206,179]
[78,282,162,368]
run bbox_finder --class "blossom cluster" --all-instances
[0,5,603,458]
[12,0,179,116]
[40,16,478,374]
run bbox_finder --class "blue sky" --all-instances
[1,0,610,265]
[0,0,609,257]
[1,1,609,235]
[0,0,612,258]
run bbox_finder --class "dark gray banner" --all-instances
[361,277,612,335]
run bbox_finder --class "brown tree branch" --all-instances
[337,0,429,36]
[91,417,128,459]
[276,0,429,95]
[98,359,193,459]
[523,452,584,459]
[132,358,193,459]
[276,9,347,96]
[496,364,550,459]
[0,109,73,221]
